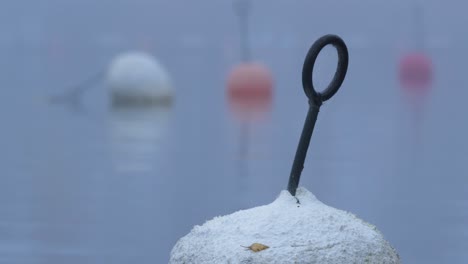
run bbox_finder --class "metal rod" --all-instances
[287,34,349,196]
[287,102,321,195]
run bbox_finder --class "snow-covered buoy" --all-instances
[171,34,400,263]
[106,51,173,107]
[226,62,273,121]
[170,188,400,263]
[399,52,432,96]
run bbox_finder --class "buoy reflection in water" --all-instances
[108,106,172,174]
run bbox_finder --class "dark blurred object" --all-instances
[47,70,105,110]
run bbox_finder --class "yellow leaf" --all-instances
[242,243,269,252]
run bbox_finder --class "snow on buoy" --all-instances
[399,52,432,96]
[226,62,273,121]
[106,51,173,107]
[170,187,400,263]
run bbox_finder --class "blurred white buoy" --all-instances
[170,188,400,263]
[106,51,173,107]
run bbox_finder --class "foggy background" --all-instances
[0,0,467,263]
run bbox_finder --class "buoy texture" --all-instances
[226,62,273,120]
[170,187,400,264]
[106,51,173,107]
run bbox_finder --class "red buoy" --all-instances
[399,52,433,96]
[226,62,273,121]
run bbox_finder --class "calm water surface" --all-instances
[0,1,467,263]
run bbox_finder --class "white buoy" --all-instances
[106,51,173,107]
[170,187,400,263]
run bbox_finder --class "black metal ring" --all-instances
[302,34,349,104]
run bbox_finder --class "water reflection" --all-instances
[108,105,172,174]
[228,119,274,209]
